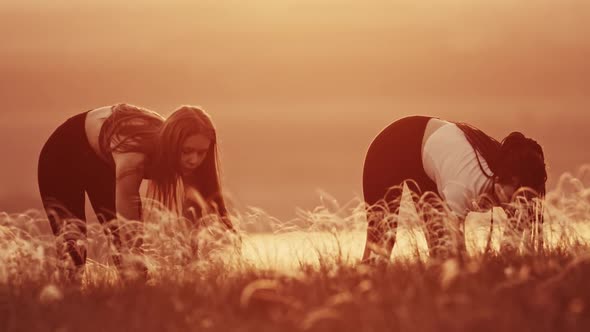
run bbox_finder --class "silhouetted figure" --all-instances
[38,104,234,281]
[362,116,547,262]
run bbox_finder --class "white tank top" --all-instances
[422,122,493,219]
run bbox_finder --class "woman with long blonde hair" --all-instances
[38,104,234,280]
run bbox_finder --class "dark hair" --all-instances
[496,132,547,196]
[454,122,547,197]
[455,123,547,252]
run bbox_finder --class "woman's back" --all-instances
[421,118,448,152]
[85,106,114,163]
[85,104,165,166]
[422,122,493,218]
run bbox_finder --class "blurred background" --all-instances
[1,0,588,220]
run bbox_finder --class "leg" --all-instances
[86,164,146,279]
[361,116,435,263]
[38,111,92,281]
[84,166,123,268]
[416,190,465,261]
[362,185,403,262]
[38,167,88,280]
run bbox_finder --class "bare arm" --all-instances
[113,151,145,221]
[440,185,469,257]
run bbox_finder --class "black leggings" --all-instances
[362,116,454,260]
[363,116,436,206]
[38,111,121,269]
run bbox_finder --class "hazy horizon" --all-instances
[1,1,589,219]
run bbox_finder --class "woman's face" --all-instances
[494,176,520,204]
[179,134,211,176]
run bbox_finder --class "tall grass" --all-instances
[0,166,588,331]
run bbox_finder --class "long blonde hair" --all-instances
[99,104,232,230]
[146,106,232,230]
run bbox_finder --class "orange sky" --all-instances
[1,1,589,218]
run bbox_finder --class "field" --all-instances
[2,1,589,331]
[1,168,589,332]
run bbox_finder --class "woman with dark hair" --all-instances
[362,116,547,262]
[38,104,234,280]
